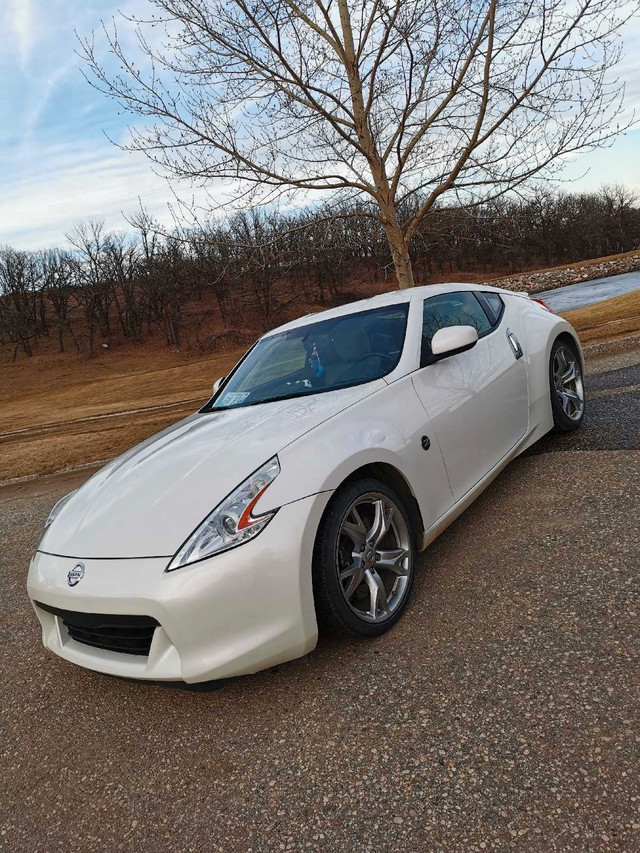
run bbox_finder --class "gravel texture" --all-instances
[1,352,639,853]
[488,252,640,294]
[524,348,640,456]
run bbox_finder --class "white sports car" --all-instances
[28,283,585,683]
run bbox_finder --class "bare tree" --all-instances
[0,248,41,359]
[39,249,80,353]
[81,0,633,288]
[599,183,640,253]
[67,219,115,355]
[129,209,192,346]
[103,233,143,340]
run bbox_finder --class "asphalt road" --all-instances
[1,349,639,853]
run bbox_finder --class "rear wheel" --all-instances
[550,338,585,431]
[312,478,416,637]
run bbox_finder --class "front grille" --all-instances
[36,602,159,656]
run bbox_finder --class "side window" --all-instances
[476,292,505,326]
[421,292,492,365]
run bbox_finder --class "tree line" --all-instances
[1,186,639,361]
[82,0,631,289]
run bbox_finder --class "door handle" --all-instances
[506,328,523,360]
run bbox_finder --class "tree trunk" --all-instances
[338,0,416,292]
[388,243,415,289]
[382,219,416,290]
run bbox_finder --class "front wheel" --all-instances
[312,478,416,637]
[549,338,585,431]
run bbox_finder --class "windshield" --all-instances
[205,303,409,411]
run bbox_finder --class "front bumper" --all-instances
[27,492,332,683]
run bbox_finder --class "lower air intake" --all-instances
[36,602,159,656]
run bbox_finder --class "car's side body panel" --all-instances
[411,293,529,499]
[507,295,584,453]
[414,297,585,549]
[262,374,455,535]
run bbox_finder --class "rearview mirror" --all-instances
[212,376,225,395]
[431,325,478,360]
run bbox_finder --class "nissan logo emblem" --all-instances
[67,562,85,587]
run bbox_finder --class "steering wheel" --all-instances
[335,352,396,382]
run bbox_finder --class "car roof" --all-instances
[264,281,519,337]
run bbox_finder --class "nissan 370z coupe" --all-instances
[28,284,585,683]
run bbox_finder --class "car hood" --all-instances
[40,382,384,559]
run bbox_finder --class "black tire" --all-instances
[312,477,416,637]
[549,337,585,432]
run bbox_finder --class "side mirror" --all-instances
[212,376,225,396]
[431,325,478,360]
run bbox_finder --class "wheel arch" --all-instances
[329,461,425,547]
[553,329,584,372]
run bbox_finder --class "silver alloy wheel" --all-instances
[553,345,585,421]
[336,492,411,623]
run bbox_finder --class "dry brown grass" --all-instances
[561,289,640,344]
[1,409,193,482]
[0,346,244,481]
[0,350,242,433]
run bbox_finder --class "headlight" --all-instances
[38,490,78,548]
[167,457,280,571]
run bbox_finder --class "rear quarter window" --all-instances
[476,292,505,326]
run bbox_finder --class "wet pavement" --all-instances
[1,349,639,853]
[538,271,640,312]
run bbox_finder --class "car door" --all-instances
[411,291,528,501]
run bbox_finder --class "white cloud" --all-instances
[0,138,220,249]
[618,28,640,119]
[0,0,638,250]
[5,0,35,67]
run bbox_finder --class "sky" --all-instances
[1,0,639,251]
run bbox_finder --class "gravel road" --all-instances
[1,349,638,853]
